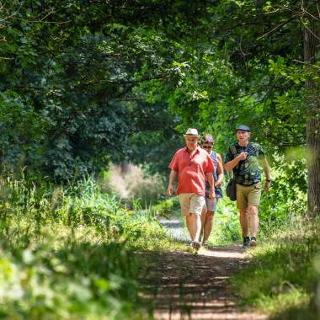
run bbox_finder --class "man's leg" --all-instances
[239,208,249,237]
[195,213,203,242]
[200,209,206,242]
[179,194,194,240]
[186,213,202,241]
[186,195,205,250]
[237,184,250,246]
[186,213,197,240]
[185,213,193,238]
[247,183,262,246]
[247,205,259,237]
[247,205,259,246]
[239,208,250,247]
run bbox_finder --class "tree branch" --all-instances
[257,14,300,40]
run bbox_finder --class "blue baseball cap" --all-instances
[236,124,251,132]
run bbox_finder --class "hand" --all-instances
[208,191,216,199]
[167,185,174,196]
[237,152,248,161]
[264,180,272,192]
[215,180,222,188]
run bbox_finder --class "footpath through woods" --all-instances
[138,218,268,320]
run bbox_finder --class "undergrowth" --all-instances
[0,175,181,319]
[232,217,320,320]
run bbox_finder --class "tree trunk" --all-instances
[306,116,320,216]
[304,3,320,216]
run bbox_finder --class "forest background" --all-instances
[0,0,320,319]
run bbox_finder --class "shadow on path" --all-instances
[137,219,267,320]
[138,247,267,320]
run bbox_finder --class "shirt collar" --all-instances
[184,146,201,154]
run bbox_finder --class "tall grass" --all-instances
[0,175,178,319]
[231,217,320,319]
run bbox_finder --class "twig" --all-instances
[302,22,320,42]
[301,3,320,21]
[257,14,300,40]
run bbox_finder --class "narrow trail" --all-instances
[138,219,267,320]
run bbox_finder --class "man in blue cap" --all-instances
[224,125,271,248]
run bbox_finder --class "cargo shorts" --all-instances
[178,193,206,216]
[236,182,262,209]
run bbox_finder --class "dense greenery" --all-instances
[232,218,320,320]
[1,1,315,180]
[1,0,320,318]
[0,175,184,319]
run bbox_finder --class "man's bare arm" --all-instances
[224,152,248,171]
[262,157,271,180]
[206,173,216,199]
[262,157,272,191]
[167,170,178,196]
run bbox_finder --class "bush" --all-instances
[259,153,307,235]
[0,174,177,319]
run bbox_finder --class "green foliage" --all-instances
[0,1,191,180]
[0,175,181,319]
[0,0,312,180]
[259,153,307,235]
[232,218,320,319]
[152,196,181,218]
[209,198,242,245]
[0,0,318,317]
[0,241,144,320]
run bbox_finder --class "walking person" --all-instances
[224,125,271,248]
[200,134,224,247]
[167,128,216,251]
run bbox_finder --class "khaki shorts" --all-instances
[236,182,262,209]
[178,193,206,216]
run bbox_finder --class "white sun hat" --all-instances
[184,128,199,137]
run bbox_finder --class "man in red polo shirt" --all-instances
[167,128,215,250]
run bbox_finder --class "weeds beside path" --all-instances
[137,219,267,320]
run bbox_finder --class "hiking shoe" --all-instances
[191,241,201,251]
[242,236,250,248]
[250,237,257,247]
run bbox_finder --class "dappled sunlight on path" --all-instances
[138,219,267,320]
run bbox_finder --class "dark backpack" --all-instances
[226,178,237,201]
[226,145,238,201]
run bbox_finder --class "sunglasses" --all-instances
[202,145,213,149]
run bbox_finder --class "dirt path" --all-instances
[138,219,267,320]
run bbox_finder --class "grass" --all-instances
[0,221,143,320]
[208,197,242,246]
[0,162,314,319]
[231,216,320,319]
[0,176,184,319]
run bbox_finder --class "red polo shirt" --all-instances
[169,146,215,195]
